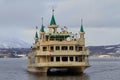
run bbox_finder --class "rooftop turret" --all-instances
[80,19,84,32]
[48,9,58,33]
[50,9,56,25]
[40,17,45,33]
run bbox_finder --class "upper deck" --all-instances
[35,50,89,56]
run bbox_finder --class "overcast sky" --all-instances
[0,0,120,46]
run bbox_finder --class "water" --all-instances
[0,58,120,80]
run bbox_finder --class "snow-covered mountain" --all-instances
[88,44,120,56]
[0,38,31,48]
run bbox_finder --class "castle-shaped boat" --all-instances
[27,10,90,74]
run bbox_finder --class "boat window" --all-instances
[59,39,63,41]
[56,38,59,41]
[69,46,74,50]
[75,46,82,51]
[56,57,60,62]
[70,57,73,61]
[50,57,54,62]
[46,36,49,41]
[75,57,78,62]
[50,46,54,51]
[43,47,47,51]
[50,38,54,41]
[79,47,82,51]
[37,46,40,49]
[79,56,82,62]
[62,46,68,50]
[62,57,68,61]
[56,46,60,50]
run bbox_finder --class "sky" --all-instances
[0,0,120,46]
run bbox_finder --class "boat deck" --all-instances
[28,62,89,67]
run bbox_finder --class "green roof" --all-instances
[80,24,84,32]
[35,31,39,39]
[50,15,56,25]
[46,35,70,39]
[40,24,44,32]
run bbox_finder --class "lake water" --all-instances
[0,57,120,80]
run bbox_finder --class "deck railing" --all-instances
[36,50,89,56]
[34,62,89,67]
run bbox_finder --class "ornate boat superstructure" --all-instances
[27,10,90,74]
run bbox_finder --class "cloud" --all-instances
[0,0,120,28]
[0,0,48,28]
[85,27,120,46]
[53,0,120,28]
[0,0,120,46]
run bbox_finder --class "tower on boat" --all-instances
[27,10,90,74]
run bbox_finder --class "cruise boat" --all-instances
[27,10,90,74]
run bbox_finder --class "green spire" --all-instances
[80,24,84,32]
[40,24,44,32]
[35,26,39,39]
[40,17,44,32]
[80,19,84,32]
[35,31,39,39]
[50,9,56,25]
